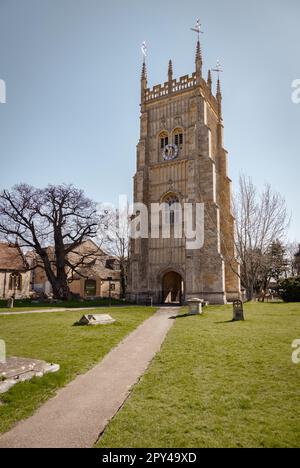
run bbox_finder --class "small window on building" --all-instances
[85,279,97,297]
[160,135,169,149]
[159,131,169,151]
[106,259,114,270]
[173,129,184,148]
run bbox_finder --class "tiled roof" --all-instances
[0,243,27,271]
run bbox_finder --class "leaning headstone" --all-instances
[233,300,245,321]
[79,314,116,326]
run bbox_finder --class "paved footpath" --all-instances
[0,307,179,448]
[0,307,112,316]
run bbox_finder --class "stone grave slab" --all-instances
[79,314,116,326]
[0,357,60,394]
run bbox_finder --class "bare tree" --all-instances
[98,206,129,298]
[233,175,289,301]
[0,184,102,300]
[286,242,299,277]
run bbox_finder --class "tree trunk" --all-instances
[42,264,70,300]
[53,263,70,300]
[120,262,126,299]
[246,283,254,302]
[40,248,70,300]
[53,226,71,300]
[52,280,70,300]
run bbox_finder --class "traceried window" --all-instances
[163,194,180,225]
[8,272,22,291]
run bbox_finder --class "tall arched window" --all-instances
[163,194,180,226]
[173,128,184,148]
[9,273,22,291]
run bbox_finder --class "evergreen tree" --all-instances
[266,240,289,282]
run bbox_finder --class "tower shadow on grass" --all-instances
[169,316,243,323]
[215,319,244,324]
[169,313,202,320]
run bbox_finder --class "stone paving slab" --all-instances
[0,307,179,448]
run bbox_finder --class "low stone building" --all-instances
[0,243,31,299]
[30,239,121,299]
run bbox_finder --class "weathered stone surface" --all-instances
[233,300,245,321]
[0,357,60,394]
[187,298,204,315]
[126,39,241,305]
[79,314,116,326]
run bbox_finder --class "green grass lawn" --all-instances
[0,306,156,434]
[98,302,300,448]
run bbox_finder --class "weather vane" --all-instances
[190,19,204,40]
[141,41,147,62]
[212,60,223,78]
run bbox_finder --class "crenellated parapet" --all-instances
[144,71,220,117]
[145,73,197,102]
[141,36,222,121]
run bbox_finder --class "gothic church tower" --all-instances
[127,33,240,305]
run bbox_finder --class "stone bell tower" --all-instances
[127,33,240,305]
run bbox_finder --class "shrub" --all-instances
[278,277,300,302]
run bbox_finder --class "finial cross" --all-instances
[212,60,223,78]
[190,19,203,40]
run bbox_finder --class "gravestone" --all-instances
[79,314,116,326]
[233,300,245,321]
[187,298,204,315]
[7,298,14,309]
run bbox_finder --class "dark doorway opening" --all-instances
[162,271,184,304]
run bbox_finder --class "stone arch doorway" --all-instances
[161,271,184,304]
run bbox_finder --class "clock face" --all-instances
[163,144,178,161]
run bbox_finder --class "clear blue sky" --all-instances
[0,0,299,240]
